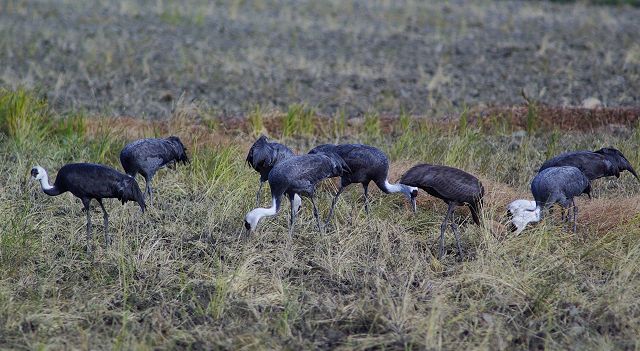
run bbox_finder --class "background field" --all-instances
[1,0,640,117]
[1,0,640,350]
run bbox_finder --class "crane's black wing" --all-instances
[400,164,483,204]
[539,151,613,180]
[55,163,146,211]
[120,138,182,175]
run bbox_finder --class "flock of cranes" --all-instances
[31,134,638,259]
[508,147,638,234]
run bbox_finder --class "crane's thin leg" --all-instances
[439,203,455,259]
[561,206,568,231]
[310,195,323,233]
[146,175,153,205]
[256,181,264,207]
[288,194,297,239]
[362,183,370,215]
[325,185,344,226]
[97,199,111,247]
[82,198,92,255]
[450,222,463,260]
[572,199,578,233]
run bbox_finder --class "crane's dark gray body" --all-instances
[308,143,415,223]
[246,135,295,205]
[400,164,484,259]
[31,163,145,253]
[531,166,591,232]
[244,152,350,236]
[539,148,638,181]
[120,136,189,202]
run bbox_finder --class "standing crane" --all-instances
[31,163,146,253]
[308,143,418,224]
[399,164,484,259]
[246,135,300,207]
[509,166,591,233]
[244,152,350,237]
[119,136,189,203]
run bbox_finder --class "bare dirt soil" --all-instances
[1,0,639,118]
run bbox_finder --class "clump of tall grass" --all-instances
[332,108,347,139]
[281,103,315,138]
[248,106,265,137]
[363,111,381,141]
[188,143,238,195]
[0,88,51,148]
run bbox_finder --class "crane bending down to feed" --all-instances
[510,166,591,233]
[244,152,350,237]
[246,135,301,207]
[120,136,189,203]
[539,147,638,182]
[31,163,146,253]
[308,144,418,224]
[399,164,484,259]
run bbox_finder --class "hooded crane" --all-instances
[246,135,300,207]
[399,164,484,259]
[31,163,146,253]
[120,136,189,203]
[244,152,350,237]
[539,147,638,182]
[511,166,591,233]
[308,143,418,224]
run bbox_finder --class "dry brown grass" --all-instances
[470,104,640,132]
[579,195,640,234]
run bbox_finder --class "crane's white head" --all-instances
[507,199,540,234]
[30,166,47,181]
[244,209,262,231]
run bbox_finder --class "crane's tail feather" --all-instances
[469,198,482,226]
[626,164,639,181]
[121,177,146,212]
[321,151,351,176]
[167,136,190,165]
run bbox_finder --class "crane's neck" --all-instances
[384,180,418,200]
[37,169,62,196]
[245,197,280,230]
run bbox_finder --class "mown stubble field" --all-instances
[1,0,639,117]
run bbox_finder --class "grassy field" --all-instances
[1,89,639,349]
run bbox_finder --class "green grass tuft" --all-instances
[0,88,51,148]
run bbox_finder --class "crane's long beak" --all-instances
[410,195,417,213]
[238,222,251,240]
